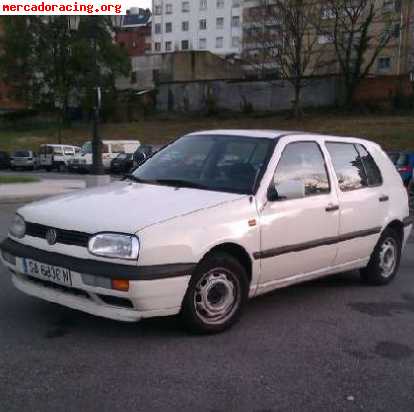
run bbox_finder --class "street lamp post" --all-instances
[68,16,105,176]
[90,16,104,176]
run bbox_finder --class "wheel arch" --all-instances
[199,242,253,286]
[384,219,404,244]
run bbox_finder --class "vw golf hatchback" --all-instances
[1,131,412,333]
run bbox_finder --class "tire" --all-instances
[181,252,249,334]
[45,166,52,172]
[360,227,402,286]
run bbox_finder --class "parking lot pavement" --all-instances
[1,202,414,412]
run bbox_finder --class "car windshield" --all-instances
[132,135,274,194]
[81,142,92,154]
[13,151,30,157]
[116,153,131,160]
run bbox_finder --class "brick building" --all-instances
[114,8,152,57]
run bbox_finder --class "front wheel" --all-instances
[181,252,248,334]
[360,227,402,286]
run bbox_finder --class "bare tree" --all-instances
[242,0,325,118]
[324,0,402,107]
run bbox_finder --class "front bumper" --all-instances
[1,238,193,322]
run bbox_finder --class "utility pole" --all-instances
[91,16,104,176]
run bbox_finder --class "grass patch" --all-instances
[0,112,413,151]
[0,175,40,184]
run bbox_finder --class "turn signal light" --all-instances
[111,279,130,292]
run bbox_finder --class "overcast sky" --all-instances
[140,0,151,9]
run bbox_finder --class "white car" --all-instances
[1,130,412,333]
[69,140,140,172]
[10,150,38,170]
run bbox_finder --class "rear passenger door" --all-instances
[326,142,387,265]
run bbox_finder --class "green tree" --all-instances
[0,16,130,143]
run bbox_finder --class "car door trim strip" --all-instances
[253,227,382,260]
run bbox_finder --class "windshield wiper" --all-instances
[153,179,208,190]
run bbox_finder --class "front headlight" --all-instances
[88,233,140,260]
[9,214,26,239]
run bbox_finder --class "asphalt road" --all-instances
[1,203,414,412]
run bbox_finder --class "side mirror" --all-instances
[268,179,305,201]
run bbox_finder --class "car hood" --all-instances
[19,181,245,234]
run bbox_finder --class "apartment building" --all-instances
[242,0,414,78]
[151,0,243,55]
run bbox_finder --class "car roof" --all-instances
[185,129,377,146]
[186,130,289,139]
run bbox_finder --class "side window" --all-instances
[274,142,330,200]
[326,143,368,191]
[355,144,383,187]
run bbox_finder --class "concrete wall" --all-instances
[156,77,339,113]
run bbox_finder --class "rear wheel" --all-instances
[360,227,402,286]
[181,252,248,334]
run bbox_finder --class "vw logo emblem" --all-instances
[46,229,58,245]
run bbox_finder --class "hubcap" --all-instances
[379,237,398,278]
[194,268,240,325]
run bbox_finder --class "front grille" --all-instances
[98,294,134,309]
[26,222,90,248]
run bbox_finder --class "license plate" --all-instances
[23,259,72,287]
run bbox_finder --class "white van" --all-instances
[69,140,140,172]
[38,144,81,172]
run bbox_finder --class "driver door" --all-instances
[258,140,340,289]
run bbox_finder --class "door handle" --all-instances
[379,195,389,202]
[325,204,339,212]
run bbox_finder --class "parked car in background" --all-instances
[387,150,414,185]
[0,151,10,169]
[1,130,411,334]
[69,140,140,173]
[10,150,38,170]
[110,153,134,174]
[133,144,163,169]
[38,144,81,172]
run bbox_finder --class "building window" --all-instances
[216,37,223,48]
[200,0,207,10]
[182,21,189,31]
[154,23,162,34]
[182,1,190,12]
[377,57,392,72]
[154,4,162,15]
[216,17,224,29]
[199,19,207,30]
[321,6,335,19]
[199,38,207,49]
[165,3,173,14]
[232,0,240,7]
[383,0,398,13]
[216,0,224,8]
[165,22,173,33]
[231,16,240,27]
[317,34,333,44]
[182,40,190,50]
[231,36,240,48]
[154,42,161,52]
[165,41,172,51]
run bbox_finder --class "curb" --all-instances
[0,195,52,205]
